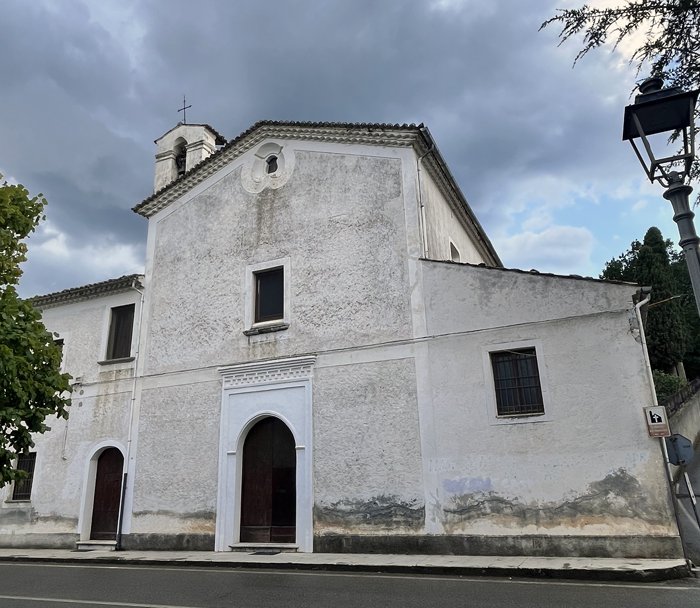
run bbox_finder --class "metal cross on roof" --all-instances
[178,95,192,124]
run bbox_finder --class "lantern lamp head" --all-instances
[622,77,699,186]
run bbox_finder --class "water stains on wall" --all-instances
[441,469,670,532]
[315,495,424,532]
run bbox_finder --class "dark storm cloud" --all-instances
[1,0,645,295]
[27,172,145,244]
[1,4,152,214]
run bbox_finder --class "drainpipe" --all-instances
[116,277,145,551]
[417,128,434,259]
[634,289,690,563]
[634,288,656,407]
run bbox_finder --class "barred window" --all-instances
[12,452,37,501]
[490,348,544,416]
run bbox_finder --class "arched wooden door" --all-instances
[90,448,123,540]
[240,417,296,543]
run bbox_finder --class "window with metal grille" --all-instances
[106,304,135,360]
[12,452,36,501]
[490,348,544,416]
[254,267,284,323]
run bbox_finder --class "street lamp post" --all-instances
[623,77,700,316]
[663,176,700,314]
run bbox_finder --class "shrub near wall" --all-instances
[654,370,688,406]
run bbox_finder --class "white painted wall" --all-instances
[312,356,424,535]
[129,137,679,555]
[3,131,680,557]
[420,170,486,264]
[141,144,414,377]
[0,288,141,544]
[417,260,677,539]
[128,379,221,541]
[129,139,424,545]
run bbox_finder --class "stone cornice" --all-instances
[29,274,144,309]
[219,355,316,389]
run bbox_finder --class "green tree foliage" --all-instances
[602,227,692,372]
[0,178,70,487]
[652,369,688,404]
[541,2,700,89]
[670,247,700,377]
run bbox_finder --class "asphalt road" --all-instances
[0,563,698,608]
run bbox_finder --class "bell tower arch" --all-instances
[153,123,226,192]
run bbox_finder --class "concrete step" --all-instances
[76,540,117,552]
[229,543,298,554]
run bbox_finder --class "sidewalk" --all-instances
[0,548,691,582]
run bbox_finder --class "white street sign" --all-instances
[644,406,671,438]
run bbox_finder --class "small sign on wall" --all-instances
[643,406,671,438]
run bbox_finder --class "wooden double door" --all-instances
[240,417,296,543]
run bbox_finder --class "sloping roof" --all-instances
[422,258,639,287]
[134,121,425,217]
[28,274,144,309]
[132,120,501,266]
[154,122,227,145]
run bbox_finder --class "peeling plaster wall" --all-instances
[143,147,413,376]
[313,358,424,535]
[0,292,139,546]
[416,260,678,546]
[6,138,679,556]
[128,144,429,546]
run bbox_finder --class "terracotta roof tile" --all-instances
[29,274,144,308]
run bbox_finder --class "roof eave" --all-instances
[133,121,426,218]
[29,274,144,309]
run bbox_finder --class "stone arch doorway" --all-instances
[90,447,123,540]
[240,417,296,543]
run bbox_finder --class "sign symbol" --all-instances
[644,406,670,437]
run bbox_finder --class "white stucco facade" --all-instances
[0,121,682,558]
[0,278,142,547]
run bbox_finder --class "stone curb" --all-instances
[0,554,690,582]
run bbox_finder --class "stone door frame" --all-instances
[216,356,315,552]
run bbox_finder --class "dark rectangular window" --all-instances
[255,267,284,323]
[106,304,135,360]
[490,348,544,416]
[54,338,64,369]
[12,452,36,501]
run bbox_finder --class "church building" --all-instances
[0,120,683,558]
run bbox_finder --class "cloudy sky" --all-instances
[1,0,682,297]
